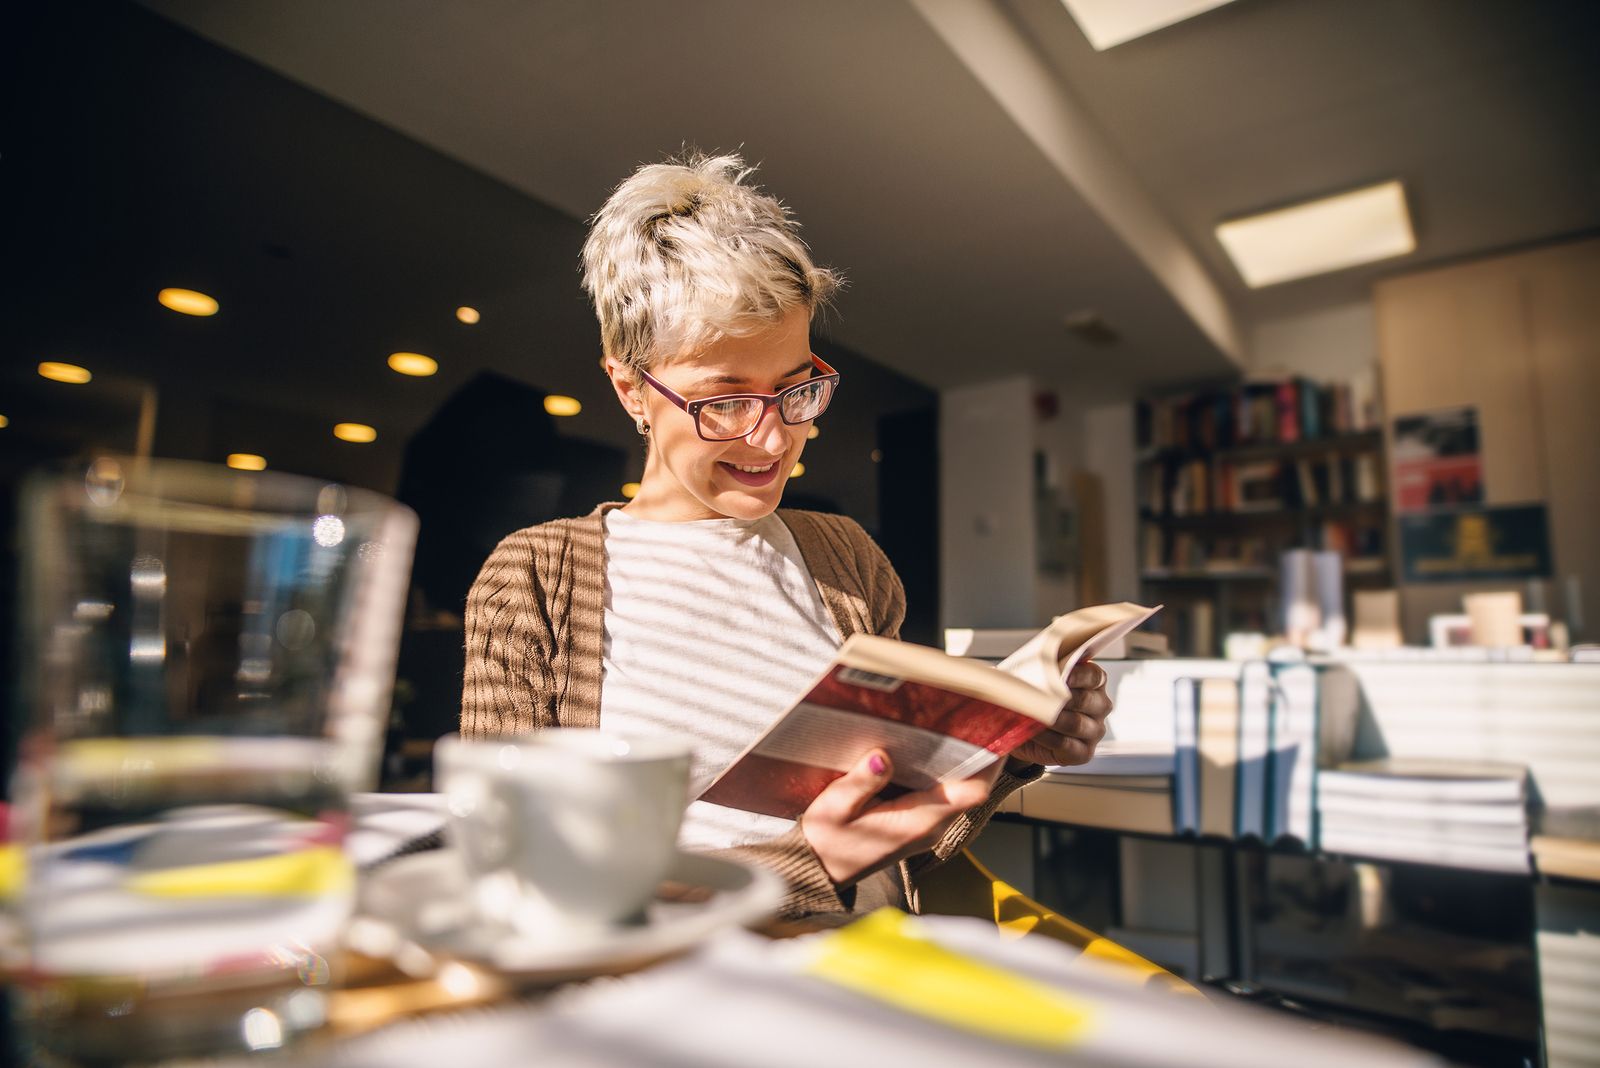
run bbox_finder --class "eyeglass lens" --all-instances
[698,378,834,439]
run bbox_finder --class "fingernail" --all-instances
[869,754,887,775]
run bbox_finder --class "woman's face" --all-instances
[610,308,817,522]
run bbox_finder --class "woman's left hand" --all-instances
[1008,659,1113,768]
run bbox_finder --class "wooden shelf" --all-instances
[1141,500,1386,525]
[1137,430,1383,466]
[1141,569,1275,582]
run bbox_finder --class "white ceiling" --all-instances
[139,0,1600,394]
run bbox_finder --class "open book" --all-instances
[699,602,1161,819]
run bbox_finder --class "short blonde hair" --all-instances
[581,152,839,372]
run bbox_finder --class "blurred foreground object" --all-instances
[7,457,416,1064]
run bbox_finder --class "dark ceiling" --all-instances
[138,0,1600,386]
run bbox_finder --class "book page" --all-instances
[997,603,1162,705]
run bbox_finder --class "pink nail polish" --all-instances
[869,754,886,775]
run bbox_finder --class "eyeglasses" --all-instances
[638,354,840,442]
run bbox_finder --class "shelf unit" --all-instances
[1137,390,1391,657]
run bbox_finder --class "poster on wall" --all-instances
[1391,406,1484,513]
[1398,504,1552,583]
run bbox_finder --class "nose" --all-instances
[743,402,791,455]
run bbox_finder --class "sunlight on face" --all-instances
[628,308,817,521]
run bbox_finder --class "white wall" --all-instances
[1249,299,1378,382]
[939,376,1037,628]
[1033,398,1083,621]
[1083,403,1140,603]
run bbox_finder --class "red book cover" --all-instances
[699,604,1163,821]
[1276,380,1301,443]
[699,665,1046,820]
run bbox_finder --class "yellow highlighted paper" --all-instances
[804,909,1094,1049]
[0,845,23,900]
[127,845,351,899]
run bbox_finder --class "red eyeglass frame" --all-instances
[637,354,840,441]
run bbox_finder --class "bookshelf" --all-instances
[1136,376,1390,656]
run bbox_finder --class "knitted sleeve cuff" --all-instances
[711,823,851,917]
[930,763,1044,862]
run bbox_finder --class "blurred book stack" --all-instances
[1315,759,1531,874]
[1011,659,1362,850]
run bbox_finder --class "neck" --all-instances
[622,452,725,522]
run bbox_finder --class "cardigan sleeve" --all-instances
[708,825,854,917]
[460,529,556,737]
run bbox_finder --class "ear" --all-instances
[604,356,646,423]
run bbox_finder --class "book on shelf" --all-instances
[1318,811,1529,849]
[1137,369,1382,454]
[1080,658,1244,835]
[1266,662,1361,848]
[1019,775,1176,836]
[1318,758,1528,803]
[1042,741,1176,778]
[1235,661,1274,840]
[699,603,1161,820]
[1315,758,1531,874]
[1317,827,1530,874]
[1316,792,1529,825]
[1196,677,1240,839]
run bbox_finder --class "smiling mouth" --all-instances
[719,460,782,487]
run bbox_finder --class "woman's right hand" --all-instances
[799,749,993,887]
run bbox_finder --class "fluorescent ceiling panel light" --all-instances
[1215,180,1415,288]
[1061,0,1239,50]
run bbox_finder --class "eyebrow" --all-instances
[696,359,814,389]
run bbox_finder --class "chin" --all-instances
[713,485,786,520]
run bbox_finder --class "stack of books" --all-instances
[1315,758,1531,874]
[1015,659,1363,848]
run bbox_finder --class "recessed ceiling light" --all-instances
[1215,179,1415,288]
[333,422,377,443]
[621,482,641,499]
[0,415,9,428]
[158,288,220,316]
[544,395,582,417]
[1060,0,1238,50]
[39,361,92,384]
[456,306,480,324]
[388,352,438,377]
[791,462,805,478]
[806,425,820,440]
[227,453,267,471]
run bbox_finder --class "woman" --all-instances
[462,153,1111,917]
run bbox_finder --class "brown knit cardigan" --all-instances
[461,503,1038,917]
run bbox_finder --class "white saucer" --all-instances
[350,848,786,984]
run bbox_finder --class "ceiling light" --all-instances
[39,361,92,384]
[806,426,820,440]
[158,288,219,316]
[544,395,582,417]
[621,482,641,499]
[388,352,438,377]
[456,306,480,324]
[0,415,9,428]
[1216,180,1415,288]
[1061,0,1238,50]
[333,422,377,443]
[870,449,883,463]
[227,453,267,471]
[791,462,805,478]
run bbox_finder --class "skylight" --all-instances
[1060,0,1239,50]
[1215,180,1416,288]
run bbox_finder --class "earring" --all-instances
[636,419,650,436]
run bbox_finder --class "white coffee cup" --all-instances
[434,730,692,939]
